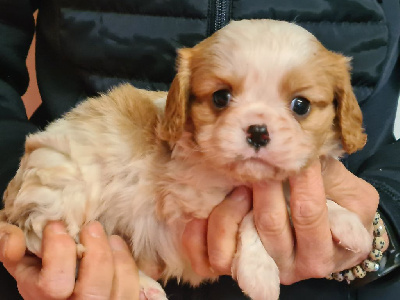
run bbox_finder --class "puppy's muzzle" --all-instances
[246,124,270,151]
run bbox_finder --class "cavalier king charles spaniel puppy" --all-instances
[2,20,371,300]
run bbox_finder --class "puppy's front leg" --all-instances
[327,200,372,254]
[231,211,280,300]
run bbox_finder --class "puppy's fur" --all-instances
[2,20,371,300]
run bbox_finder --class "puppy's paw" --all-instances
[232,251,280,300]
[76,243,86,259]
[24,218,84,259]
[24,224,46,257]
[327,200,372,254]
[232,212,280,300]
[139,271,168,300]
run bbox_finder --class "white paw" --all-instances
[327,200,372,254]
[232,212,280,300]
[139,271,168,300]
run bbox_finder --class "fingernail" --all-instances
[86,221,103,238]
[109,236,126,251]
[48,221,67,235]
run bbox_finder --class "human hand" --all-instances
[0,221,140,300]
[182,158,389,284]
[252,158,387,284]
[182,186,253,277]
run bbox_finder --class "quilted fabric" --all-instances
[35,0,388,114]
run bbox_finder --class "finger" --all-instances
[182,218,214,277]
[11,256,46,300]
[109,236,139,300]
[322,157,379,225]
[289,160,334,279]
[9,221,77,300]
[0,223,26,263]
[253,181,294,275]
[207,186,252,275]
[72,221,114,300]
[38,221,77,298]
[0,226,43,299]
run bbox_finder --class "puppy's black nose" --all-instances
[246,124,270,151]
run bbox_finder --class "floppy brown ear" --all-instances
[158,49,192,143]
[334,56,367,154]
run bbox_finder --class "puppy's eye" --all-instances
[290,97,311,116]
[212,89,232,109]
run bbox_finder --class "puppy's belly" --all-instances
[89,159,233,284]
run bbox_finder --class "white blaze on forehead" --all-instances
[213,19,318,81]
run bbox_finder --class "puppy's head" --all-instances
[159,19,366,181]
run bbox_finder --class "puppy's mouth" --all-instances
[238,156,278,170]
[246,157,269,164]
[234,154,270,165]
[229,155,289,181]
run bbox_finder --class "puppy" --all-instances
[1,19,372,300]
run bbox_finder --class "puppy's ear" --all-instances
[334,56,367,154]
[158,48,192,143]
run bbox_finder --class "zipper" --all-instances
[209,0,231,35]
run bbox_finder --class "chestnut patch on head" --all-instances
[279,45,366,155]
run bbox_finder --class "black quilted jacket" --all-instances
[0,0,399,299]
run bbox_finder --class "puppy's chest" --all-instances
[158,160,237,220]
[96,148,233,224]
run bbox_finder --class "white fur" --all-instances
[232,212,280,300]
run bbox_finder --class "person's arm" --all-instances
[357,140,400,281]
[0,1,39,298]
[0,0,40,197]
[353,0,400,279]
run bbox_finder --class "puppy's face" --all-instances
[159,20,366,182]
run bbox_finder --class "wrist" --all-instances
[327,210,399,287]
[354,208,400,287]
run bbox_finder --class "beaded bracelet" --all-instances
[326,211,387,284]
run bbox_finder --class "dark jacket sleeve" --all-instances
[359,139,400,249]
[0,1,39,299]
[356,0,400,279]
[344,5,400,291]
[355,141,400,292]
[356,1,400,282]
[0,0,39,198]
